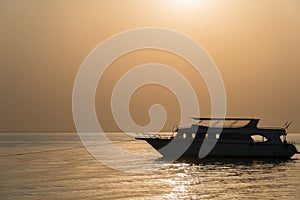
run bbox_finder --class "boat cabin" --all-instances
[173,118,287,144]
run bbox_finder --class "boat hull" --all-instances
[137,138,297,159]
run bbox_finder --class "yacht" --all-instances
[135,118,298,159]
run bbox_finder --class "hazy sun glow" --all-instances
[1,0,300,132]
[173,0,198,5]
[164,0,206,13]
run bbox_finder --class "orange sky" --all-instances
[1,0,300,132]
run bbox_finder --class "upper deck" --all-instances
[192,117,259,128]
[173,117,288,143]
[190,117,287,134]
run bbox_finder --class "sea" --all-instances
[0,132,299,200]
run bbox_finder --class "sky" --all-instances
[1,0,300,132]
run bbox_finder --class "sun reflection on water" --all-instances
[157,159,298,199]
[160,163,205,199]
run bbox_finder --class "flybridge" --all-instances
[191,117,256,121]
[191,117,292,129]
[191,117,260,129]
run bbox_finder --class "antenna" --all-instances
[284,121,292,129]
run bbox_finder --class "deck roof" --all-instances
[191,117,258,121]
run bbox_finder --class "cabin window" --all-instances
[280,135,286,142]
[216,134,220,139]
[251,135,265,142]
[183,133,187,139]
[192,133,196,139]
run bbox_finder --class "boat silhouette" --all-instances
[135,118,299,159]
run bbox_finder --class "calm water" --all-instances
[0,132,299,199]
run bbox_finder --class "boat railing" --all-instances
[135,132,173,139]
[260,127,286,130]
[291,140,296,145]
